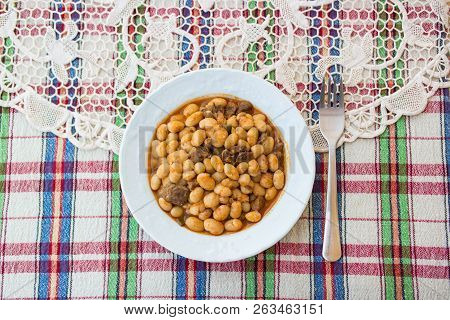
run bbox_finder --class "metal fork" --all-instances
[319,76,345,262]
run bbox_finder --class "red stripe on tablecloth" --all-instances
[3,242,448,260]
[5,179,437,193]
[3,162,446,177]
[2,259,448,279]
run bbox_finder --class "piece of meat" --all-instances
[251,196,266,212]
[189,146,210,163]
[221,149,234,163]
[224,101,237,117]
[187,179,199,191]
[159,183,189,206]
[235,151,252,164]
[237,100,253,114]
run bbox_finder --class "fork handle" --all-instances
[322,144,342,262]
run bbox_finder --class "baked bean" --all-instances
[265,187,277,201]
[224,163,239,180]
[251,144,263,159]
[263,136,275,154]
[158,198,172,211]
[171,114,185,122]
[214,184,232,197]
[230,201,242,218]
[189,187,204,203]
[247,127,259,146]
[167,132,178,141]
[212,171,226,183]
[251,174,261,183]
[212,128,228,147]
[167,150,188,164]
[169,171,182,183]
[156,124,168,141]
[260,173,273,189]
[268,154,279,172]
[191,129,206,147]
[185,111,204,127]
[167,120,185,133]
[242,202,251,213]
[248,159,260,177]
[253,114,266,121]
[240,184,253,194]
[225,219,243,232]
[237,139,250,150]
[220,178,234,188]
[166,140,179,153]
[238,173,251,186]
[213,205,230,221]
[179,127,194,139]
[170,162,183,173]
[245,211,262,222]
[156,162,170,179]
[253,183,266,196]
[170,206,184,218]
[150,175,161,191]
[197,173,216,191]
[226,116,238,127]
[219,196,229,204]
[224,133,238,149]
[203,158,214,173]
[211,155,224,173]
[150,140,159,157]
[182,159,194,172]
[185,217,204,232]
[189,202,205,215]
[182,171,196,181]
[237,162,248,174]
[194,162,206,174]
[204,219,224,235]
[198,209,212,221]
[239,116,254,130]
[258,154,269,173]
[207,97,227,108]
[204,192,220,208]
[255,119,267,132]
[273,170,285,190]
[235,127,247,140]
[162,176,170,186]
[199,118,217,129]
[183,103,199,117]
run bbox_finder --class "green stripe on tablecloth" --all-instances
[377,0,413,299]
[0,37,14,240]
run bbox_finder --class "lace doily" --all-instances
[0,0,448,153]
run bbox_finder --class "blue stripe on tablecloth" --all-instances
[312,153,324,299]
[330,0,345,300]
[38,135,55,299]
[57,0,82,299]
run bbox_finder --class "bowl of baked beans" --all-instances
[120,69,315,262]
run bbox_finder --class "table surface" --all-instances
[0,89,449,299]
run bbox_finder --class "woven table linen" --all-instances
[0,0,449,300]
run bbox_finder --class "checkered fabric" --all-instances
[0,1,449,299]
[0,92,448,300]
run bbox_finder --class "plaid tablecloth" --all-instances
[0,89,448,300]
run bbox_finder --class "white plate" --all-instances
[120,69,315,262]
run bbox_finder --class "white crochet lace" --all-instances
[0,0,448,153]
